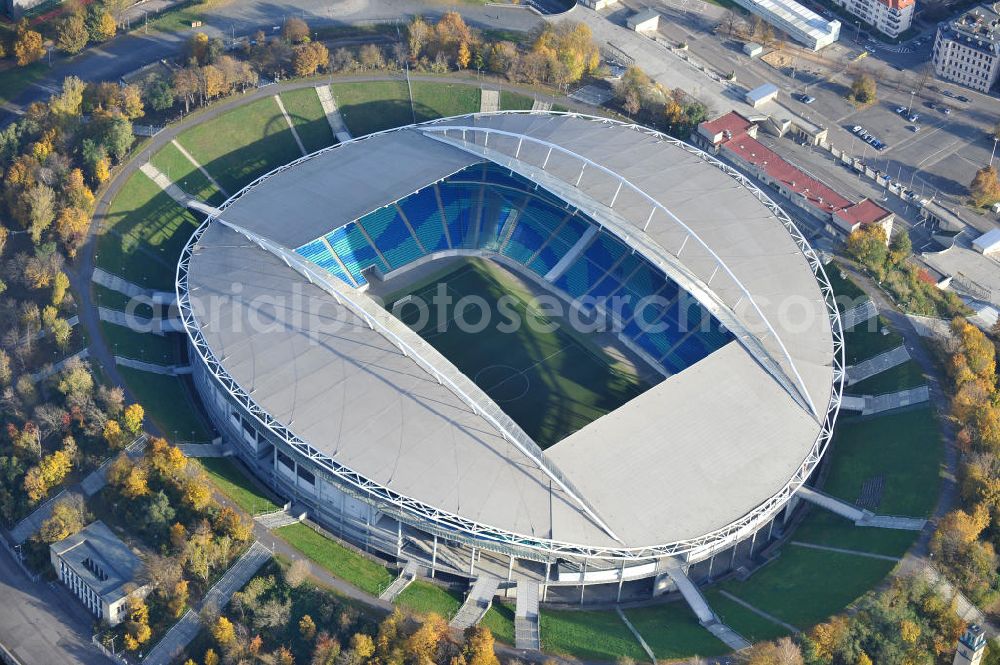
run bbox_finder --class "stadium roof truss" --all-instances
[176,111,846,562]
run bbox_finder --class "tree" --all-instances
[182,473,212,511]
[299,614,317,641]
[888,229,912,267]
[14,22,45,66]
[293,42,329,77]
[214,506,253,542]
[123,403,144,436]
[25,184,56,244]
[285,558,309,588]
[168,579,189,619]
[57,12,90,54]
[103,418,126,449]
[52,271,70,306]
[358,43,383,70]
[123,596,152,650]
[120,84,144,119]
[970,165,1000,208]
[463,626,500,665]
[745,637,804,665]
[212,615,236,647]
[275,646,295,665]
[170,523,188,553]
[849,73,877,105]
[457,41,471,69]
[146,79,175,112]
[87,6,116,42]
[36,495,88,542]
[204,648,219,665]
[846,224,888,272]
[51,317,72,350]
[284,17,310,44]
[55,206,90,255]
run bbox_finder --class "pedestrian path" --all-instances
[29,349,89,383]
[450,575,501,630]
[315,85,352,142]
[171,139,229,198]
[139,162,193,207]
[274,94,308,156]
[798,486,926,531]
[862,386,930,415]
[615,607,657,663]
[115,356,191,375]
[98,306,183,334]
[514,578,540,650]
[846,345,910,385]
[479,89,500,113]
[143,541,271,665]
[789,540,901,562]
[177,443,227,458]
[531,99,552,112]
[91,268,176,305]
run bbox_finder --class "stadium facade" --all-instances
[177,112,844,604]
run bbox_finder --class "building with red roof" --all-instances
[694,112,893,239]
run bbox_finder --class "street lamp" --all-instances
[906,90,915,115]
[990,137,999,167]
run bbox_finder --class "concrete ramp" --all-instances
[531,99,552,112]
[379,560,418,602]
[514,578,540,650]
[451,575,501,630]
[840,394,866,411]
[187,200,221,217]
[315,85,352,142]
[846,345,910,385]
[857,515,926,530]
[797,486,868,521]
[863,386,930,414]
[841,300,878,329]
[663,562,716,625]
[480,89,499,113]
[546,225,598,282]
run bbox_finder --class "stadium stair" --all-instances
[545,225,597,282]
[450,575,502,630]
[379,560,419,602]
[514,578,541,651]
[797,486,926,530]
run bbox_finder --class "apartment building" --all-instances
[932,3,1000,92]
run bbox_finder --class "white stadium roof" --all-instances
[181,113,841,557]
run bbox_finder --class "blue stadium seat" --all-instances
[295,238,353,286]
[324,223,389,285]
[400,188,449,252]
[439,184,476,248]
[358,205,424,270]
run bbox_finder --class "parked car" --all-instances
[942,89,956,98]
[941,106,952,115]
[895,106,907,114]
[957,94,970,102]
[908,113,920,122]
[795,93,816,104]
[910,125,921,132]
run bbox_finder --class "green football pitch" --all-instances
[387,260,657,449]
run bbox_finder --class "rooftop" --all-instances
[50,521,144,604]
[835,198,893,228]
[185,113,836,553]
[699,111,754,140]
[942,3,1000,51]
[747,82,780,103]
[748,0,840,42]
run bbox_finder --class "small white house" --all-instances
[972,228,1000,256]
[745,83,780,108]
[627,8,661,33]
[743,42,764,58]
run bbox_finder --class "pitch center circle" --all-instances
[474,364,530,403]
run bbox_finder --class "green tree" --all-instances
[57,12,90,54]
[846,224,888,273]
[849,73,877,105]
[970,165,1000,208]
[13,22,45,66]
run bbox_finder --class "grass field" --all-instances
[331,81,414,137]
[197,457,281,515]
[822,407,941,516]
[824,262,867,309]
[410,82,481,121]
[93,285,155,319]
[624,603,730,660]
[117,367,213,441]
[175,96,302,194]
[99,321,178,363]
[848,359,926,395]
[704,590,790,643]
[149,141,225,205]
[395,581,463,619]
[843,315,903,365]
[389,260,654,448]
[275,522,394,596]
[500,90,534,110]
[792,510,917,558]
[280,88,336,153]
[98,170,200,290]
[540,609,646,661]
[718,547,897,630]
[482,602,516,645]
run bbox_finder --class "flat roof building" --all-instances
[627,8,661,32]
[932,3,1000,92]
[728,0,840,49]
[50,521,148,626]
[746,82,780,107]
[973,228,1000,255]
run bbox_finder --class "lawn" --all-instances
[175,96,303,194]
[92,284,155,319]
[395,580,463,619]
[410,81,481,121]
[704,590,790,643]
[0,62,47,106]
[197,457,281,515]
[821,407,941,516]
[330,81,414,137]
[389,259,655,448]
[98,170,200,290]
[843,315,903,365]
[117,367,213,441]
[823,262,867,310]
[482,602,515,645]
[718,547,897,630]
[848,359,926,395]
[791,510,917,558]
[500,90,535,111]
[275,522,394,597]
[280,88,336,153]
[149,141,225,205]
[625,602,730,660]
[539,609,646,662]
[99,320,178,363]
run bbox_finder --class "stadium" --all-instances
[177,111,845,606]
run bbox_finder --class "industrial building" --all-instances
[727,0,841,50]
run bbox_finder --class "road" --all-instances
[0,548,108,665]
